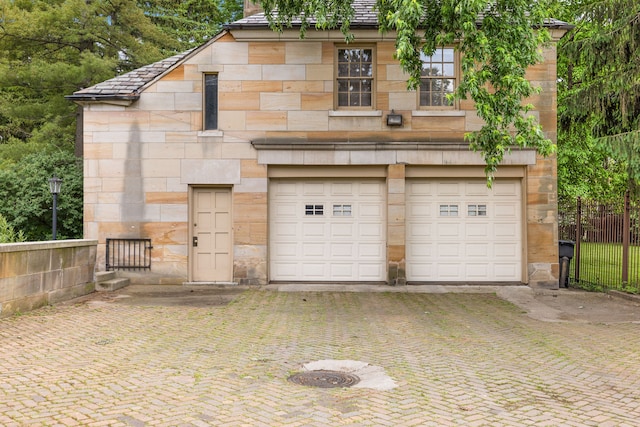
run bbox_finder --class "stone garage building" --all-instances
[68,0,570,288]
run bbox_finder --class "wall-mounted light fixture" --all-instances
[386,110,403,127]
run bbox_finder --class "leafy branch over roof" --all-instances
[253,0,570,183]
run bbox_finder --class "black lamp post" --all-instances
[49,176,63,240]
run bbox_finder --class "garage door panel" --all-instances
[466,182,489,196]
[407,242,434,257]
[493,181,518,196]
[467,243,490,257]
[437,182,461,196]
[270,180,386,281]
[408,267,434,280]
[495,243,518,257]
[331,182,355,195]
[407,179,522,282]
[494,222,518,238]
[303,243,326,257]
[494,203,517,217]
[273,221,298,237]
[275,182,298,195]
[494,263,519,278]
[359,202,384,218]
[272,262,299,279]
[437,223,461,238]
[437,243,461,257]
[330,223,355,238]
[274,202,298,217]
[302,222,326,237]
[408,203,433,219]
[407,222,432,238]
[303,182,326,195]
[465,223,490,238]
[359,223,384,238]
[330,243,355,257]
[302,263,328,279]
[410,182,432,195]
[438,263,464,279]
[359,242,385,258]
[359,263,385,279]
[466,263,489,278]
[360,182,384,196]
[331,263,355,279]
[273,242,298,257]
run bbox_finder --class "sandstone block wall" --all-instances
[0,240,97,317]
[81,28,563,287]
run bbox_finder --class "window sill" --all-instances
[329,110,383,117]
[198,130,224,137]
[412,110,466,117]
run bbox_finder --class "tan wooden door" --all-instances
[191,187,232,282]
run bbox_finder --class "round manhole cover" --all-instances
[288,370,360,388]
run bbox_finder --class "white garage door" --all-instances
[270,180,386,281]
[407,179,522,282]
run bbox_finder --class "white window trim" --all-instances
[334,45,376,110]
[417,47,459,110]
[412,110,466,117]
[198,130,224,137]
[329,110,383,117]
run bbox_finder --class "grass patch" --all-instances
[571,242,640,292]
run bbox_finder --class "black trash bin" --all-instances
[558,240,575,288]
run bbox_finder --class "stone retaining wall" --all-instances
[0,240,97,317]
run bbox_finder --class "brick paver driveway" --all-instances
[2,287,640,426]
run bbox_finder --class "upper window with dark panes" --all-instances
[336,48,374,108]
[204,74,218,130]
[419,48,456,108]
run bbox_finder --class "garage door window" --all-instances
[439,204,459,216]
[468,204,487,216]
[333,204,352,216]
[305,204,324,216]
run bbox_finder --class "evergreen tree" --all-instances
[0,0,242,239]
[560,0,640,194]
[0,0,178,152]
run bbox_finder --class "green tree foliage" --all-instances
[142,0,243,45]
[0,0,177,150]
[260,0,555,184]
[0,150,83,241]
[0,0,242,240]
[559,0,640,195]
[556,114,628,201]
[0,0,241,152]
[0,213,26,243]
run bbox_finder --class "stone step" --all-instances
[95,278,130,292]
[95,271,117,282]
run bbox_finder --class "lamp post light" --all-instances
[48,176,63,240]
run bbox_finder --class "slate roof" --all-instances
[68,0,571,101]
[66,49,196,101]
[226,0,379,29]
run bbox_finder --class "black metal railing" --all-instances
[559,192,640,292]
[106,238,153,271]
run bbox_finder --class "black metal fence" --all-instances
[559,192,640,292]
[106,238,153,271]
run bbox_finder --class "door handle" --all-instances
[193,236,198,247]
